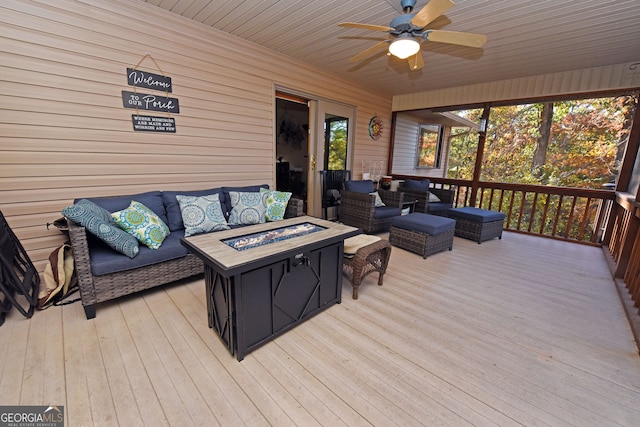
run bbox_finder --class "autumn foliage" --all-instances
[448,95,637,190]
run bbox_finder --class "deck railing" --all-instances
[429,177,640,321]
[607,193,640,319]
[426,178,616,246]
[393,175,640,322]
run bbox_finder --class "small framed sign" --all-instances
[132,115,176,133]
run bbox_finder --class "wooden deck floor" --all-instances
[1,231,640,426]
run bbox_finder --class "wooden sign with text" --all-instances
[122,90,180,113]
[127,68,172,92]
[131,115,176,133]
[123,59,179,133]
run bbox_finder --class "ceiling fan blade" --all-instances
[408,52,425,71]
[426,30,487,48]
[339,22,394,32]
[348,41,390,63]
[411,0,455,28]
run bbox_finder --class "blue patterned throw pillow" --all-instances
[260,188,292,221]
[176,193,230,237]
[62,199,139,258]
[111,201,170,249]
[228,191,267,226]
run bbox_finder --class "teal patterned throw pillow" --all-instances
[62,199,139,258]
[228,191,267,226]
[111,200,170,249]
[260,188,292,221]
[176,193,230,237]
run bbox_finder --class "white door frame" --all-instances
[274,86,355,218]
[308,99,356,218]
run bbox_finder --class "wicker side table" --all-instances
[342,237,392,299]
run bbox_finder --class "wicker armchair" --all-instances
[399,179,455,216]
[340,180,404,234]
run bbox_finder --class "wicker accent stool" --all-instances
[447,207,506,243]
[389,213,455,259]
[342,235,392,299]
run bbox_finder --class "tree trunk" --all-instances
[610,97,637,184]
[532,102,553,176]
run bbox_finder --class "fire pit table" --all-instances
[182,216,358,361]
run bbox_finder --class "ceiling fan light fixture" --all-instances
[388,37,420,59]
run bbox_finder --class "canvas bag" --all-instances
[38,243,78,309]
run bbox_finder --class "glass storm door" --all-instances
[308,100,355,217]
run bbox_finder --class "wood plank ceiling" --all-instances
[142,0,640,96]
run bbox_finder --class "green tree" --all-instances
[446,108,483,179]
[532,102,553,177]
[443,95,637,240]
[446,95,637,189]
[327,119,347,170]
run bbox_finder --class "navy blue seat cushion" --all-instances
[162,188,224,231]
[89,231,190,276]
[221,185,269,217]
[427,202,453,214]
[373,206,402,219]
[402,179,430,191]
[448,207,506,223]
[83,191,168,225]
[345,180,375,194]
[392,213,455,235]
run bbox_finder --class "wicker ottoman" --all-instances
[342,234,392,299]
[447,207,506,243]
[389,213,455,259]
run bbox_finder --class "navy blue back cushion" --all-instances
[83,191,168,225]
[221,185,269,217]
[403,179,430,191]
[345,180,375,194]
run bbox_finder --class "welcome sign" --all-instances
[124,55,179,133]
[127,68,172,92]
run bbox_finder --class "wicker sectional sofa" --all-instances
[66,185,303,319]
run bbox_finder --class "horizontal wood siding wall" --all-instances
[391,114,418,175]
[391,113,449,177]
[393,62,640,111]
[0,0,391,273]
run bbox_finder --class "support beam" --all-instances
[470,105,490,206]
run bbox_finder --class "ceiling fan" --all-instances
[339,0,487,70]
